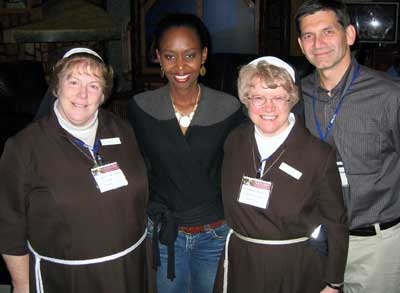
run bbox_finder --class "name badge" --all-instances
[279,162,302,180]
[100,137,121,146]
[238,176,273,209]
[91,162,128,193]
[337,161,349,187]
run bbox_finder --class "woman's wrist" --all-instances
[12,283,29,293]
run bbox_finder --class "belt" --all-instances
[178,219,225,234]
[350,217,400,236]
[233,231,309,245]
[223,229,309,293]
[28,228,147,293]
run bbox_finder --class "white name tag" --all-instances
[100,137,121,146]
[238,176,273,209]
[91,162,128,193]
[279,162,302,180]
[337,161,349,187]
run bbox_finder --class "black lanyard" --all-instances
[312,64,360,142]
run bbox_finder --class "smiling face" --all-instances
[55,62,104,127]
[247,77,292,137]
[156,26,207,92]
[298,10,355,75]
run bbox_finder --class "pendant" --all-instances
[179,115,191,128]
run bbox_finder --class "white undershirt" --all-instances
[254,113,295,174]
[54,100,98,153]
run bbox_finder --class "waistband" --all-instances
[178,219,225,234]
[350,217,400,237]
[222,229,309,293]
[28,228,147,293]
[149,201,223,281]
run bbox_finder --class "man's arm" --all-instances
[2,254,29,293]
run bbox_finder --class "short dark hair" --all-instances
[295,0,351,35]
[152,13,210,53]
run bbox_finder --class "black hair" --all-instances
[295,0,351,36]
[152,13,210,53]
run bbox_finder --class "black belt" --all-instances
[350,217,400,236]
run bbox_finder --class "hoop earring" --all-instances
[160,67,165,78]
[200,64,206,77]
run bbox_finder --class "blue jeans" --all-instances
[147,218,228,293]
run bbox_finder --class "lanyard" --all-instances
[256,157,271,178]
[73,138,104,166]
[312,64,360,142]
[252,148,286,179]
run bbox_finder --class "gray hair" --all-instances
[237,60,299,108]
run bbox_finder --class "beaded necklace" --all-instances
[171,85,201,128]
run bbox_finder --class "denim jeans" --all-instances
[147,218,228,293]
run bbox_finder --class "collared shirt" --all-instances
[302,58,400,229]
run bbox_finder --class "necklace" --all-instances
[171,85,201,128]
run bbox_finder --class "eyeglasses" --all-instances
[247,96,290,107]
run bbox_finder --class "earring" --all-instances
[160,66,165,78]
[200,64,206,77]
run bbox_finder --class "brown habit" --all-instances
[214,120,348,293]
[0,109,154,293]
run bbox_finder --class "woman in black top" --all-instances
[128,13,243,293]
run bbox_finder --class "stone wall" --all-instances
[0,0,107,78]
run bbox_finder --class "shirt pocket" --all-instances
[336,130,380,175]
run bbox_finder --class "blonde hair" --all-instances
[50,53,114,103]
[237,60,299,108]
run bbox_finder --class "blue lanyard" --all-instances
[256,157,271,179]
[74,138,103,165]
[312,64,360,142]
